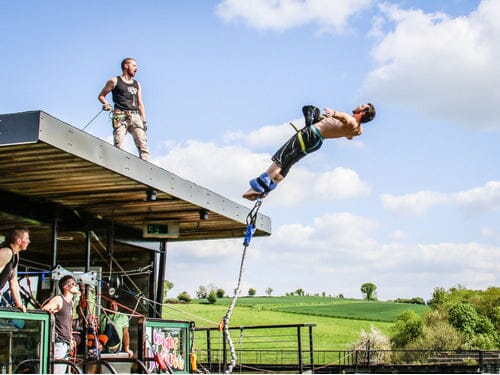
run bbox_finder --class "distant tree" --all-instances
[395,297,426,305]
[412,311,463,350]
[207,283,217,293]
[338,293,344,299]
[411,297,426,305]
[196,285,208,299]
[177,291,191,303]
[391,286,500,351]
[248,288,256,296]
[361,282,377,301]
[163,280,174,302]
[265,287,273,297]
[428,287,448,307]
[295,288,305,296]
[448,302,495,338]
[216,288,225,298]
[391,310,423,348]
[207,291,217,304]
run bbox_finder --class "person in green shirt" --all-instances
[99,299,133,357]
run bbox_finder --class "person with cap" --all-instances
[99,299,133,357]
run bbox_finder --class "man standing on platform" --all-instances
[98,57,151,161]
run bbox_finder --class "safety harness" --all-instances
[289,122,323,155]
[110,109,146,132]
[111,109,131,129]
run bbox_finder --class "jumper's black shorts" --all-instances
[271,126,323,177]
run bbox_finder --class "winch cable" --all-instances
[222,198,263,374]
[82,108,104,130]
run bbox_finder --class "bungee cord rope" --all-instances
[222,198,263,374]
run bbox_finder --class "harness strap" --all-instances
[256,177,271,193]
[289,122,323,155]
[311,124,323,140]
[297,132,307,155]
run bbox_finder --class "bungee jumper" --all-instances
[243,103,376,201]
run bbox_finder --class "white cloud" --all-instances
[263,165,371,207]
[452,181,500,212]
[375,241,500,299]
[276,212,378,250]
[380,190,448,216]
[387,229,408,241]
[215,0,374,33]
[154,127,371,208]
[364,0,500,129]
[153,140,269,203]
[481,226,500,241]
[380,180,500,216]
[226,121,297,149]
[314,167,371,199]
[167,212,500,301]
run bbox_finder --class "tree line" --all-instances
[354,286,499,351]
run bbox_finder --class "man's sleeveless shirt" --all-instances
[112,76,139,111]
[0,248,18,290]
[54,297,73,344]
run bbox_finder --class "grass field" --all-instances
[270,300,429,322]
[163,296,429,349]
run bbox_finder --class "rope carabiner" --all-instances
[243,198,262,247]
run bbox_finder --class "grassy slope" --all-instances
[163,296,429,349]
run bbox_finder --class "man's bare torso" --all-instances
[314,117,362,139]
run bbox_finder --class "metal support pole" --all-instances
[206,330,212,371]
[366,339,371,373]
[155,240,167,318]
[479,350,483,373]
[148,254,156,318]
[51,213,58,269]
[297,326,303,374]
[222,328,227,373]
[308,325,314,373]
[107,223,114,263]
[50,208,59,295]
[85,221,91,273]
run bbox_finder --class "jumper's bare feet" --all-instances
[242,188,265,201]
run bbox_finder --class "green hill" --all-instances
[269,299,429,322]
[163,296,429,349]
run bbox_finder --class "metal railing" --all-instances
[193,321,499,373]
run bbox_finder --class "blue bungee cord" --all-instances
[222,198,263,373]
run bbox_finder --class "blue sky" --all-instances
[2,0,499,302]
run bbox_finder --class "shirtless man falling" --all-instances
[243,103,376,201]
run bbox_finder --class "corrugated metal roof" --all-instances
[0,111,271,254]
